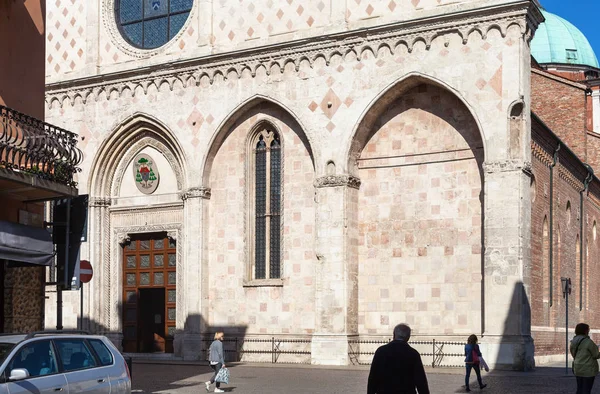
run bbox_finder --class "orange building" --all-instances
[0,0,81,333]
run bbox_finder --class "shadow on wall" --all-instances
[488,281,534,371]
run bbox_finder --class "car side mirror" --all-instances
[9,369,29,381]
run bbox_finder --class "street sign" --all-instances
[80,260,93,283]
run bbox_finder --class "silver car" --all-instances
[0,331,131,394]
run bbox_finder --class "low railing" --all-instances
[200,336,465,367]
[201,337,312,364]
[0,105,82,187]
[348,338,466,368]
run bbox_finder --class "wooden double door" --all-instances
[122,234,176,353]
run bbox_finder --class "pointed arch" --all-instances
[89,113,188,197]
[344,72,487,175]
[201,94,316,185]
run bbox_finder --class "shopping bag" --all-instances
[215,367,230,384]
[480,357,489,372]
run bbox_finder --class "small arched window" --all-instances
[251,127,282,280]
[115,0,194,49]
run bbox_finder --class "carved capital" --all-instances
[314,175,361,190]
[89,197,112,207]
[483,160,528,174]
[522,161,533,177]
[180,187,211,201]
[117,233,131,246]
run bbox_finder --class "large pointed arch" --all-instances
[89,113,189,197]
[201,95,316,185]
[344,72,487,175]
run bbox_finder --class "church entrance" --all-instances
[122,235,176,353]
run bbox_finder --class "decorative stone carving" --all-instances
[483,160,528,173]
[522,161,533,177]
[167,230,177,243]
[89,197,112,207]
[47,2,541,107]
[133,153,160,194]
[180,187,211,201]
[117,233,131,246]
[314,175,361,190]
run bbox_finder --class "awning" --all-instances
[0,220,54,266]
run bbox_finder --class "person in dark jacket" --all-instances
[367,323,429,394]
[464,334,487,392]
[205,331,226,393]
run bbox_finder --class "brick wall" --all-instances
[531,70,587,161]
[531,119,600,356]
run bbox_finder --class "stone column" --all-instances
[311,175,360,365]
[88,197,116,344]
[482,161,534,370]
[178,187,211,360]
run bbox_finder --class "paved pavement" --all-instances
[130,361,600,393]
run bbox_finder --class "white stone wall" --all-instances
[45,0,541,368]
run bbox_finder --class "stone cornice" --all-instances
[179,187,211,201]
[314,175,361,190]
[46,1,538,108]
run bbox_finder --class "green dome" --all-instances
[531,9,599,68]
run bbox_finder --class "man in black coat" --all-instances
[367,324,430,394]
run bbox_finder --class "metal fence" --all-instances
[348,338,466,368]
[201,337,312,364]
[200,336,465,367]
[0,104,82,187]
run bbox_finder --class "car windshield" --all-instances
[0,343,15,364]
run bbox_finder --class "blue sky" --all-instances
[539,0,600,61]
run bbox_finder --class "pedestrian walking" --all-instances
[464,334,487,392]
[367,323,429,394]
[205,332,226,393]
[571,322,600,394]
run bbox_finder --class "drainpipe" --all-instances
[549,144,560,306]
[580,164,594,310]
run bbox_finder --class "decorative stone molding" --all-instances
[483,160,530,174]
[179,187,211,201]
[89,197,112,207]
[46,1,540,108]
[101,0,196,59]
[314,175,361,190]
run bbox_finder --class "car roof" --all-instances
[0,334,27,344]
[0,331,107,345]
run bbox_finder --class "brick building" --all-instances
[0,1,81,333]
[41,0,600,369]
[528,7,600,362]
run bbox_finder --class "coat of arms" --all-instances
[133,153,159,194]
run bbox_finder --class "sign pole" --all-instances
[79,282,84,330]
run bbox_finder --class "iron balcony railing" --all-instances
[0,104,82,187]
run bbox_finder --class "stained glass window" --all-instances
[253,129,282,280]
[255,137,267,279]
[115,0,193,49]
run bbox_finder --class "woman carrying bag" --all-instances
[571,323,600,394]
[205,332,226,393]
[464,334,487,392]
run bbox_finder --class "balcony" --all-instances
[0,105,82,201]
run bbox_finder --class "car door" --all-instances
[54,338,110,394]
[2,339,68,394]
